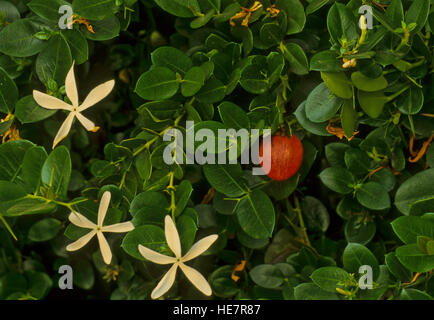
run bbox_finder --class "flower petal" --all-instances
[68,211,96,229]
[75,112,97,132]
[138,244,177,265]
[98,191,111,227]
[33,90,73,111]
[182,234,218,262]
[97,231,112,265]
[179,263,212,296]
[66,230,97,252]
[101,221,134,233]
[65,61,78,107]
[151,263,178,299]
[52,112,75,149]
[164,215,182,258]
[78,80,115,112]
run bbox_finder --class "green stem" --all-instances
[293,196,311,247]
[386,85,411,102]
[408,114,416,137]
[0,213,17,241]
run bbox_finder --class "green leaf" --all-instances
[351,72,388,92]
[386,0,404,29]
[344,217,376,245]
[0,140,34,182]
[405,0,430,34]
[417,235,431,253]
[152,46,193,75]
[237,228,269,249]
[321,72,353,99]
[310,266,351,293]
[385,252,412,282]
[0,118,12,136]
[177,214,197,253]
[240,64,268,95]
[41,146,72,199]
[310,50,342,72]
[327,3,358,44]
[209,265,240,298]
[191,9,215,29]
[26,271,52,299]
[85,16,120,41]
[21,146,47,193]
[72,0,116,21]
[369,167,396,192]
[281,42,309,75]
[28,0,69,21]
[391,216,434,244]
[356,182,391,210]
[302,196,330,233]
[394,168,434,215]
[343,243,379,279]
[35,35,72,86]
[276,0,306,35]
[265,174,299,201]
[294,102,333,136]
[250,264,285,289]
[267,52,285,87]
[400,288,433,300]
[154,0,200,18]
[397,86,424,115]
[260,23,283,47]
[175,180,193,216]
[195,77,226,103]
[181,66,205,97]
[61,29,89,65]
[28,218,61,242]
[306,0,330,15]
[0,67,18,113]
[203,163,247,197]
[0,272,27,299]
[340,100,357,140]
[0,18,46,57]
[427,144,434,168]
[294,283,339,300]
[121,225,166,260]
[218,101,250,130]
[130,192,169,226]
[236,190,275,239]
[15,95,57,124]
[325,142,351,167]
[305,83,343,123]
[357,90,389,118]
[396,244,434,273]
[0,1,20,23]
[135,67,179,101]
[71,260,94,290]
[0,181,56,217]
[319,167,355,194]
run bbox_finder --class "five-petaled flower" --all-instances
[66,191,134,265]
[139,215,218,299]
[33,62,115,149]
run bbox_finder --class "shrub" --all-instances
[0,0,433,300]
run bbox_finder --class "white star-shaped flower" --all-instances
[139,215,218,299]
[33,62,115,149]
[66,191,134,265]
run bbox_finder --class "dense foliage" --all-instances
[0,0,433,300]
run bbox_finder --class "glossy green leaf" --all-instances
[41,146,72,199]
[236,190,275,239]
[135,67,179,101]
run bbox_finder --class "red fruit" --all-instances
[259,135,304,181]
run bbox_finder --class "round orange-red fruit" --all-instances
[259,135,304,181]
